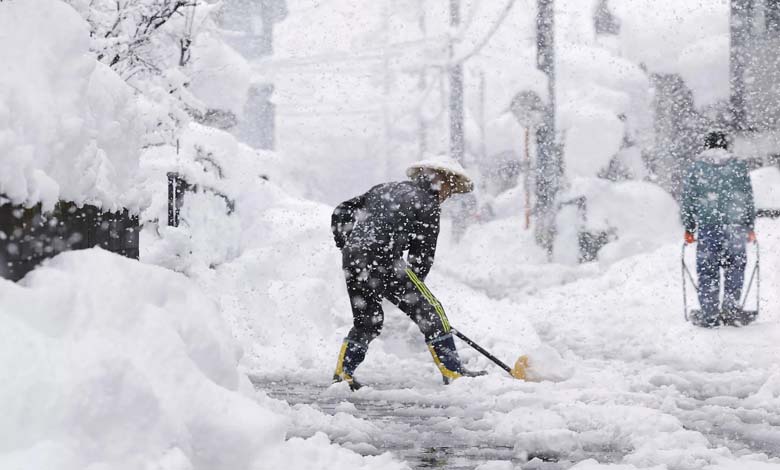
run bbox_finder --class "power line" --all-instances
[452,0,518,65]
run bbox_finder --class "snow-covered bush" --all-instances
[0,0,145,211]
[552,178,682,265]
[65,0,251,145]
[67,0,196,77]
[140,122,298,271]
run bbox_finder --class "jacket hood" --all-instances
[697,148,735,164]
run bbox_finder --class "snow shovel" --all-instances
[681,241,760,325]
[451,328,528,380]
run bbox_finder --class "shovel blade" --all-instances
[510,355,529,380]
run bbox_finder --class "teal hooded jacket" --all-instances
[681,148,756,232]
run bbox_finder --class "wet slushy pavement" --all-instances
[252,378,621,470]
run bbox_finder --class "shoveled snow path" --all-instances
[254,377,631,470]
[246,218,780,470]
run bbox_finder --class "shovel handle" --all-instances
[451,328,512,374]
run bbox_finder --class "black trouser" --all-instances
[337,248,457,377]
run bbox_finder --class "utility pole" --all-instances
[523,127,531,230]
[418,3,428,158]
[730,0,753,132]
[450,0,465,164]
[382,0,392,179]
[535,0,560,254]
[478,68,487,164]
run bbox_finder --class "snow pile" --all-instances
[562,179,682,264]
[435,178,681,289]
[0,249,406,470]
[0,0,144,211]
[473,0,651,182]
[554,0,651,181]
[436,215,600,295]
[141,122,298,271]
[614,0,730,108]
[751,166,780,210]
[188,31,253,117]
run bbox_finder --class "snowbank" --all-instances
[141,122,299,271]
[0,0,144,211]
[557,43,650,180]
[0,250,278,469]
[562,179,682,265]
[751,166,780,210]
[676,34,730,108]
[0,249,406,470]
[451,178,681,275]
[614,0,729,108]
[438,215,592,293]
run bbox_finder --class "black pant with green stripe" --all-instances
[337,251,465,381]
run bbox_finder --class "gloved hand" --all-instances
[748,231,757,243]
[684,231,696,244]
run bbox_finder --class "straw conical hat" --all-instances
[406,155,474,194]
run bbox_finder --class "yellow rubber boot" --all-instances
[332,340,365,391]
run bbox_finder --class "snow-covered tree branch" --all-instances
[70,0,197,80]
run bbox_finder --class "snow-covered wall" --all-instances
[0,0,145,211]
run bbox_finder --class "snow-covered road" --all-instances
[254,378,615,469]
[247,218,780,469]
[4,189,776,470]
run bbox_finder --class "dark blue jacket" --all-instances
[331,180,440,280]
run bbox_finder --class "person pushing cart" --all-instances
[681,130,758,327]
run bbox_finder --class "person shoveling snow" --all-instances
[329,156,489,390]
